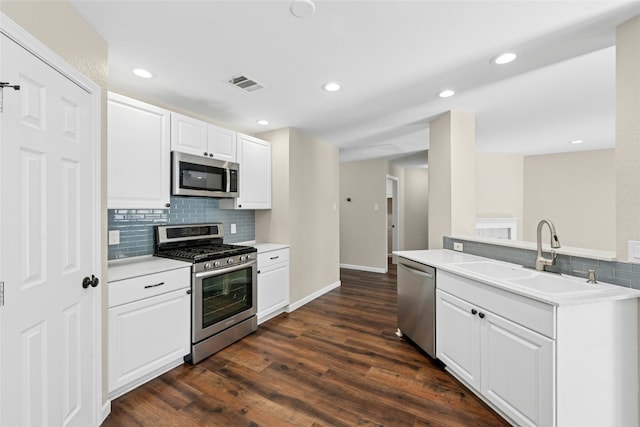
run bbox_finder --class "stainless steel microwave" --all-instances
[171,151,239,198]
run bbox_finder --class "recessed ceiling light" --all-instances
[570,139,584,144]
[257,119,270,126]
[290,0,316,18]
[322,82,342,92]
[491,52,517,65]
[438,89,455,98]
[132,68,153,79]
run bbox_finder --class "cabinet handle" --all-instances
[478,312,485,319]
[165,203,171,208]
[144,282,165,289]
[257,270,261,274]
[270,256,280,260]
[471,309,477,315]
[203,152,208,156]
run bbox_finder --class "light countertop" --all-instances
[108,256,191,283]
[253,243,289,253]
[394,249,640,306]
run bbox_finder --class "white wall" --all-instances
[476,152,523,222]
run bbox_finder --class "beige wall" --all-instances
[2,0,109,402]
[428,111,476,248]
[616,16,640,259]
[523,149,615,251]
[340,159,389,270]
[255,128,290,244]
[256,128,340,305]
[403,168,429,250]
[476,152,523,219]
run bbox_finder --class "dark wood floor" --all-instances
[102,263,510,427]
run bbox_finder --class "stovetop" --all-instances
[155,243,256,263]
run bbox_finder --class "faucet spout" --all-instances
[536,219,561,271]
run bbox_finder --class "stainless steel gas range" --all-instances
[154,223,257,364]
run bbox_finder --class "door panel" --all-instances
[0,32,99,427]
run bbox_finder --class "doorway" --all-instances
[386,175,399,269]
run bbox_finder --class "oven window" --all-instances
[201,267,253,328]
[180,162,225,192]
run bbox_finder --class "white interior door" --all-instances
[0,30,100,426]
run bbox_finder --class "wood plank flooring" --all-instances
[102,264,510,427]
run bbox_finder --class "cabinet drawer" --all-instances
[109,267,191,308]
[258,248,290,269]
[439,270,556,339]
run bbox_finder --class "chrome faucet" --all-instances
[535,219,561,271]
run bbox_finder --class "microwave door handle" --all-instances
[226,168,231,192]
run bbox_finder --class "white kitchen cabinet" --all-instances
[171,112,236,162]
[220,134,271,210]
[108,266,190,399]
[436,269,637,427]
[437,288,553,427]
[257,247,289,323]
[108,92,171,209]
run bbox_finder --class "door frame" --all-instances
[0,13,104,425]
[386,175,400,268]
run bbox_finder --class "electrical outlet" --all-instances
[453,242,464,252]
[108,230,120,245]
[231,224,237,234]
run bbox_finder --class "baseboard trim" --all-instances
[101,400,111,425]
[340,263,387,274]
[288,280,341,312]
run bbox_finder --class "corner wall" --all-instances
[256,128,340,308]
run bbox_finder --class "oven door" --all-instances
[192,260,257,343]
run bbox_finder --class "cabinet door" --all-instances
[208,123,237,162]
[257,261,289,323]
[170,112,208,156]
[108,93,170,209]
[436,290,481,390]
[108,288,190,397]
[221,134,271,209]
[481,312,554,427]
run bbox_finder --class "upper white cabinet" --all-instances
[171,112,236,163]
[108,92,171,209]
[220,134,272,210]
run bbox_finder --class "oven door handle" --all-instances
[195,260,256,279]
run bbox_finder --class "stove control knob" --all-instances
[204,262,212,270]
[214,261,221,268]
[227,258,234,265]
[239,255,246,262]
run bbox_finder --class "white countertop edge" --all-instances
[108,255,192,283]
[448,235,617,261]
[252,243,290,253]
[394,249,640,307]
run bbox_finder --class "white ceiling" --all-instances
[70,0,640,167]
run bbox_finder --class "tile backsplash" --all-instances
[108,196,255,260]
[443,236,640,289]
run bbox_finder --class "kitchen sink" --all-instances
[450,261,534,280]
[508,273,604,295]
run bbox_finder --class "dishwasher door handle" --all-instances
[399,263,433,280]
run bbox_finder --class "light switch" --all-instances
[108,230,120,245]
[231,224,237,234]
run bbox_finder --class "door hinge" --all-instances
[0,281,4,307]
[0,82,20,113]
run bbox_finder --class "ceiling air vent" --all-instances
[227,75,266,93]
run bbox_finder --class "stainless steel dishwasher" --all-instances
[397,257,436,358]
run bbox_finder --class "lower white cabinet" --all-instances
[436,269,638,427]
[437,289,554,426]
[257,247,289,324]
[108,267,191,399]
